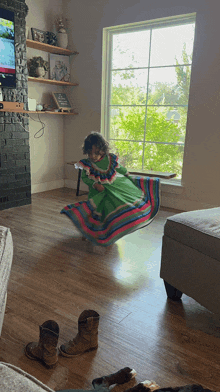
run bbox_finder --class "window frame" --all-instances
[101,13,196,176]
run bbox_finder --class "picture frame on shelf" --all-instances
[50,53,70,82]
[31,28,47,43]
[52,92,72,112]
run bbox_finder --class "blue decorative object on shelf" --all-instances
[46,31,57,46]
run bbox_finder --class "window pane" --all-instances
[112,30,150,69]
[110,140,143,169]
[150,23,195,67]
[144,143,184,178]
[145,106,188,143]
[109,106,146,141]
[110,69,148,105]
[148,65,191,105]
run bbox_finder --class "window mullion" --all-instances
[142,28,152,170]
[106,33,114,142]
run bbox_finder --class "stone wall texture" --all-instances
[0,0,31,210]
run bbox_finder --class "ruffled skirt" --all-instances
[61,176,160,247]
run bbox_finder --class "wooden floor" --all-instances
[0,188,220,391]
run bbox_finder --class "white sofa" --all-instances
[0,226,13,335]
[0,228,57,390]
[0,362,55,391]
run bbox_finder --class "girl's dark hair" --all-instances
[82,132,109,155]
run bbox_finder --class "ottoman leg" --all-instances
[164,280,183,301]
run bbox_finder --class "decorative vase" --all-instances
[36,67,46,78]
[57,31,68,49]
[36,104,43,111]
[57,18,68,49]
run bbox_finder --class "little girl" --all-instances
[61,132,160,247]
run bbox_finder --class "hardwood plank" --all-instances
[0,188,219,391]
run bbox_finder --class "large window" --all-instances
[101,14,196,178]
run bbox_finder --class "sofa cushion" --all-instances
[0,227,13,334]
[164,207,220,262]
[0,362,54,391]
[0,227,13,311]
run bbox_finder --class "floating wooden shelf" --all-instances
[0,109,78,115]
[26,39,78,56]
[28,76,78,86]
[26,39,79,115]
[27,111,78,115]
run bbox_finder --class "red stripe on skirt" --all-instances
[97,213,154,244]
[72,200,152,240]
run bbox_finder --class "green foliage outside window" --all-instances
[108,44,192,178]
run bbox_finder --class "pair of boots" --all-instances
[25,310,99,368]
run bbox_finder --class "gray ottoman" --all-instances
[0,226,13,335]
[160,207,220,316]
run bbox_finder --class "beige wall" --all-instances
[26,0,65,193]
[26,0,220,211]
[62,0,220,211]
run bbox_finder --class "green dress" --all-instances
[61,153,160,246]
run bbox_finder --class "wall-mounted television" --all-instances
[0,8,16,88]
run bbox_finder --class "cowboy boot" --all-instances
[59,310,99,357]
[25,320,59,368]
[92,367,137,388]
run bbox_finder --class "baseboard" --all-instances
[161,194,217,212]
[31,180,65,194]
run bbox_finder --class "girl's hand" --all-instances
[94,183,105,192]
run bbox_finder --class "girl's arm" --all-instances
[81,169,95,188]
[81,169,104,192]
[116,163,130,176]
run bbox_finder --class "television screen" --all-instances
[0,8,16,88]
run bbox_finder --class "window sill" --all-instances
[160,178,184,194]
[129,171,183,194]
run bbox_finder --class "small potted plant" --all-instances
[27,56,49,78]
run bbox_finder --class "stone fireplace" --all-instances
[0,0,31,210]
